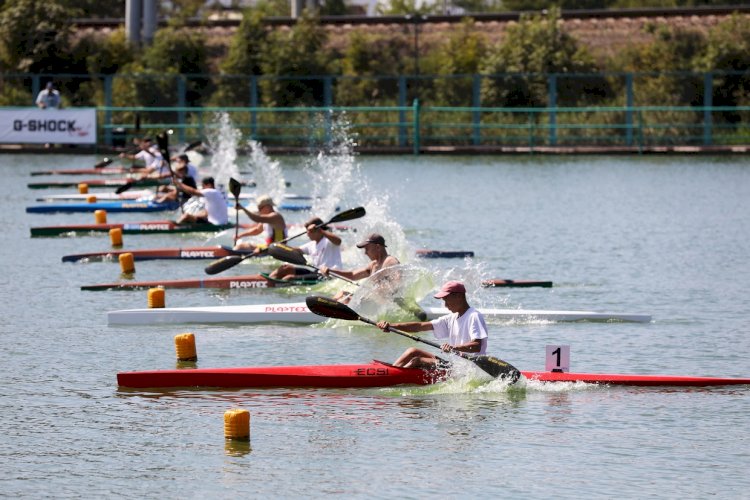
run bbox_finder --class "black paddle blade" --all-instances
[115,182,134,194]
[229,177,242,200]
[268,243,307,266]
[94,158,112,169]
[306,295,359,321]
[184,140,203,152]
[472,355,521,382]
[204,255,244,275]
[329,206,366,224]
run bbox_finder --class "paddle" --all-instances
[305,296,521,382]
[270,244,427,321]
[94,157,113,169]
[203,206,366,275]
[229,177,242,243]
[114,130,171,195]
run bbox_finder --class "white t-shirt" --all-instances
[431,306,488,355]
[299,237,342,269]
[200,188,228,225]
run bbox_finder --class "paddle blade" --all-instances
[115,182,134,194]
[184,140,203,152]
[94,158,112,169]
[229,177,242,200]
[306,296,360,321]
[472,356,521,382]
[268,243,308,266]
[204,255,244,275]
[329,206,365,224]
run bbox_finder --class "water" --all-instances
[2,151,750,498]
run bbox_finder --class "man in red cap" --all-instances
[376,280,488,369]
[320,232,400,302]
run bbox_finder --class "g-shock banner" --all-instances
[0,108,96,144]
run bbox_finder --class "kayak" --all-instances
[116,360,750,389]
[63,246,480,263]
[28,178,171,189]
[482,279,553,288]
[118,361,444,389]
[36,192,313,202]
[26,200,313,214]
[416,250,474,258]
[31,166,135,176]
[30,220,251,237]
[82,273,321,291]
[107,301,652,325]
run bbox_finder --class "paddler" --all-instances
[233,195,288,254]
[154,158,196,204]
[320,233,400,302]
[376,280,488,369]
[119,137,166,175]
[173,176,229,225]
[268,216,343,280]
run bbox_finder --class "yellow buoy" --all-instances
[109,227,123,247]
[147,287,165,308]
[78,183,88,194]
[174,333,197,362]
[119,252,135,274]
[94,209,107,224]
[86,195,97,203]
[224,409,250,441]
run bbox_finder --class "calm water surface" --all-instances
[2,153,749,498]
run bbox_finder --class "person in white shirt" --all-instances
[119,137,166,175]
[376,280,488,369]
[173,176,228,225]
[268,217,342,280]
[36,82,61,109]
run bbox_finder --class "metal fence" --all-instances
[2,71,749,151]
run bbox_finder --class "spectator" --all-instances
[36,82,61,109]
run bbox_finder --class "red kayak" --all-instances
[81,273,320,291]
[116,361,750,389]
[63,245,246,262]
[31,220,251,237]
[31,166,136,176]
[482,279,553,288]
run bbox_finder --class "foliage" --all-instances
[375,0,438,16]
[335,30,408,105]
[500,0,617,10]
[479,8,605,107]
[0,0,74,73]
[60,0,122,18]
[259,11,332,106]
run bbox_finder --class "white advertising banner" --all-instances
[0,108,97,144]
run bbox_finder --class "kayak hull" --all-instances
[115,362,750,389]
[118,361,443,389]
[27,201,312,214]
[482,279,554,288]
[63,245,245,262]
[31,221,248,237]
[107,301,652,325]
[83,274,319,291]
[415,249,474,258]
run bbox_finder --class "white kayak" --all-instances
[107,301,652,326]
[36,191,312,202]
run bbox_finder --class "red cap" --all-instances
[433,280,466,298]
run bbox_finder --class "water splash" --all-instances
[245,139,287,207]
[206,112,241,190]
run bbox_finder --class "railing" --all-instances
[94,102,750,154]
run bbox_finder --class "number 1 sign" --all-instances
[545,345,570,372]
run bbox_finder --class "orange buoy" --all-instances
[78,183,88,194]
[174,333,197,361]
[86,195,97,203]
[147,287,165,308]
[109,227,123,247]
[224,409,250,441]
[119,252,135,274]
[94,209,107,224]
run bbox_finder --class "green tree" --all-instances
[260,11,332,106]
[211,8,268,106]
[0,0,74,73]
[480,8,604,107]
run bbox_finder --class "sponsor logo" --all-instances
[264,305,308,313]
[122,203,149,209]
[13,119,90,137]
[180,250,217,258]
[229,281,268,289]
[354,368,389,376]
[123,223,171,230]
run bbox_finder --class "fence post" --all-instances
[250,76,258,140]
[104,75,113,146]
[177,75,186,143]
[399,76,407,147]
[548,74,557,146]
[703,72,713,146]
[412,98,420,155]
[472,75,481,146]
[625,73,634,147]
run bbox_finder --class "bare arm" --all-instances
[377,320,433,333]
[321,228,341,246]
